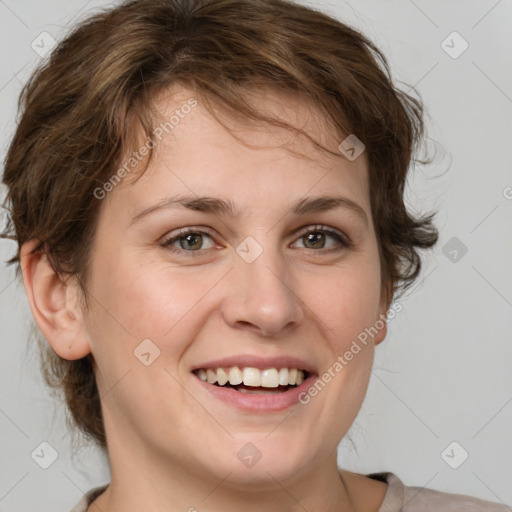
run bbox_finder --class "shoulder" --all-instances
[364,471,511,512]
[400,477,510,512]
[69,484,108,512]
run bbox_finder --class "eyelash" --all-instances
[160,225,352,256]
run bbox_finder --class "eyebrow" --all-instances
[130,194,369,226]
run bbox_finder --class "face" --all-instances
[80,85,388,485]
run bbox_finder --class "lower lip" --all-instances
[192,374,317,412]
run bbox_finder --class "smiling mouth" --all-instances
[193,366,309,394]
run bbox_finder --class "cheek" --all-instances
[84,253,211,422]
[300,265,380,434]
[305,259,382,352]
[84,247,228,361]
[89,249,168,332]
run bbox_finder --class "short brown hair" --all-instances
[1,0,438,448]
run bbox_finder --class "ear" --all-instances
[20,240,91,360]
[373,288,392,346]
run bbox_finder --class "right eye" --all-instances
[160,228,217,254]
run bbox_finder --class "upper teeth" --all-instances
[195,367,306,387]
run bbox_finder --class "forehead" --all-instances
[108,84,370,216]
[149,83,353,163]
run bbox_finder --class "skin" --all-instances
[21,85,390,511]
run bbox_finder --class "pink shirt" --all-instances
[69,471,510,511]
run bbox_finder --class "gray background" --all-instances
[1,0,511,510]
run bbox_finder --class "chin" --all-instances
[215,436,315,486]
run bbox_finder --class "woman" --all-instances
[2,0,509,510]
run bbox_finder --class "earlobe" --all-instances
[374,293,391,346]
[20,240,91,360]
[373,315,387,346]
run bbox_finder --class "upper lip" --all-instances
[191,355,317,374]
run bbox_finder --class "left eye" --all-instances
[291,226,350,251]
[160,226,350,254]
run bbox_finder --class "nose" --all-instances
[221,243,304,337]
